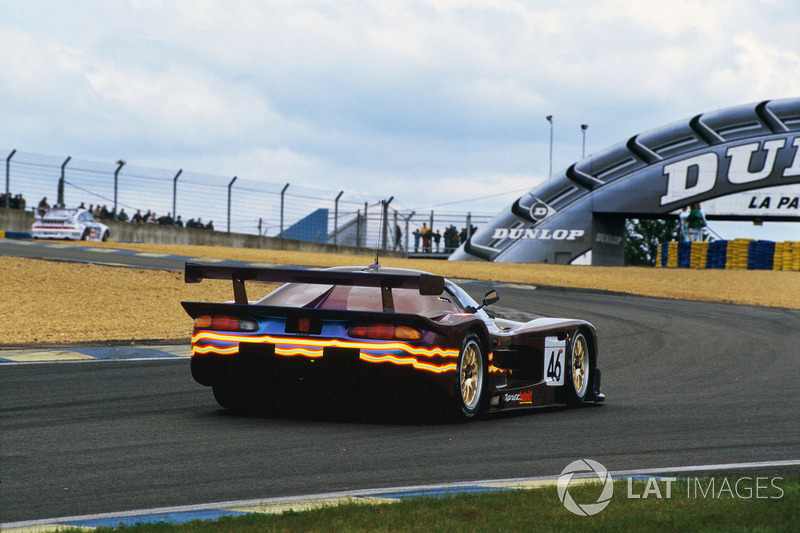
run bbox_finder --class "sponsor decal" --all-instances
[527,198,557,221]
[502,390,533,405]
[748,195,799,210]
[660,136,800,206]
[491,228,586,241]
[595,232,623,246]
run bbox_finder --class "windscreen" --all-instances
[256,283,463,317]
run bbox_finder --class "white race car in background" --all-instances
[31,208,110,241]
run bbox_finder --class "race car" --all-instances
[31,208,110,241]
[181,262,604,420]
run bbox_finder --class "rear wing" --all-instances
[184,262,445,309]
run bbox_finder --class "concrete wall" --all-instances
[1,208,404,258]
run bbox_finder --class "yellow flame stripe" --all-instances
[191,331,460,358]
[190,331,509,374]
[275,346,324,358]
[359,353,457,373]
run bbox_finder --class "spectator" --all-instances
[687,203,706,242]
[205,220,214,231]
[175,215,183,227]
[394,224,403,251]
[37,197,50,216]
[420,223,432,252]
[132,210,144,223]
[117,209,129,222]
[444,225,459,252]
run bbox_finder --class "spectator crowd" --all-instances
[83,203,215,230]
[1,192,27,210]
[1,192,215,231]
[409,223,477,253]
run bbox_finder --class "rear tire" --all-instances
[212,383,237,410]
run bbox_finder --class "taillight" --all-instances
[348,324,422,341]
[194,314,258,332]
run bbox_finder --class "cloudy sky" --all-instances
[2,0,799,239]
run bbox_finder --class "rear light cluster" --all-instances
[348,324,422,341]
[194,314,257,332]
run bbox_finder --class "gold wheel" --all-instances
[570,332,590,400]
[458,334,484,415]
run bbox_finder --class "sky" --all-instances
[2,0,799,241]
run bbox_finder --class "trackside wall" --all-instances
[0,208,403,257]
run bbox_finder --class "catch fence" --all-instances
[3,149,492,251]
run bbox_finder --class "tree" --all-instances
[625,218,681,266]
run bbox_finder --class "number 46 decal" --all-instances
[544,337,565,386]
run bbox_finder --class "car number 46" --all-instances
[544,337,565,386]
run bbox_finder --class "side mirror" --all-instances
[468,289,499,312]
[482,289,499,307]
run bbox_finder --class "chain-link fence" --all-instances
[3,149,492,251]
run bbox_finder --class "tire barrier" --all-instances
[658,240,800,271]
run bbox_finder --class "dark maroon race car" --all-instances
[181,262,604,420]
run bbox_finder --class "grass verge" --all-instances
[63,476,798,533]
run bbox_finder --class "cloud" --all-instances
[1,0,799,222]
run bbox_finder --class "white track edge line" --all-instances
[4,458,799,529]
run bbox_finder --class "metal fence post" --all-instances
[363,202,368,247]
[334,190,343,245]
[114,160,125,214]
[382,197,393,250]
[5,149,16,208]
[172,169,182,220]
[403,210,414,253]
[280,183,289,238]
[227,176,237,233]
[58,156,71,207]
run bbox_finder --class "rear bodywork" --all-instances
[31,208,109,241]
[181,263,603,418]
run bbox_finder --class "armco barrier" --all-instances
[658,240,800,271]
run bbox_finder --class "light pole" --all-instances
[581,124,588,158]
[546,115,553,179]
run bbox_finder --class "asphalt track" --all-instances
[2,240,799,525]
